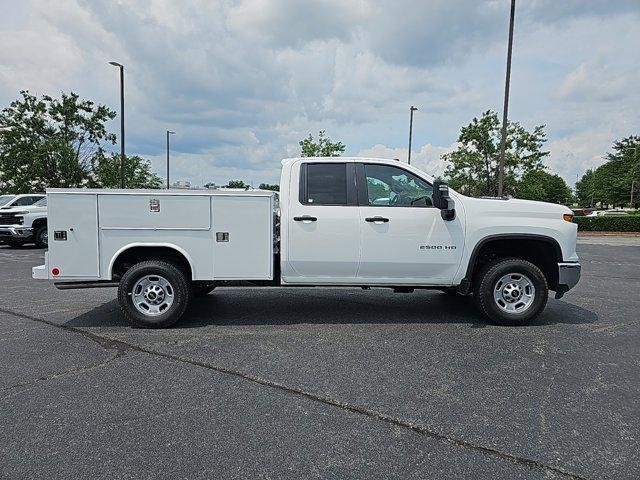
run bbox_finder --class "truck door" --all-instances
[356,163,464,284]
[284,161,360,283]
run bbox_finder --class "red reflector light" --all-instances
[51,268,60,276]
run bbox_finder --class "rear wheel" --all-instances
[34,225,48,248]
[118,260,192,328]
[473,257,548,326]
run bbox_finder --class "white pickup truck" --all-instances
[33,157,580,328]
[0,194,48,248]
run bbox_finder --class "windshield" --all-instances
[0,195,15,207]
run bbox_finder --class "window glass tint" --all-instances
[0,195,14,206]
[14,197,34,206]
[35,198,47,207]
[306,163,347,205]
[364,164,433,207]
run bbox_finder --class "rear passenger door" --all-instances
[284,161,360,283]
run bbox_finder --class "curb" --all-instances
[578,232,640,237]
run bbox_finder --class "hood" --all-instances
[0,205,47,214]
[458,195,571,219]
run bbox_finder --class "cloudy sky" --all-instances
[1,0,638,187]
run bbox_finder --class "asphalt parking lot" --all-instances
[1,239,638,480]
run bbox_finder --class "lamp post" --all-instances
[166,130,175,189]
[109,61,125,188]
[408,106,418,165]
[624,147,638,208]
[497,0,516,197]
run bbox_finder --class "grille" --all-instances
[0,214,23,226]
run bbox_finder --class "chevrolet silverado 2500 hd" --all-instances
[0,197,48,248]
[32,157,580,328]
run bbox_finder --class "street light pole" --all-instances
[497,0,516,197]
[109,61,125,188]
[408,106,418,165]
[166,130,175,189]
[624,147,638,208]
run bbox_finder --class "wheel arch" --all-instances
[109,243,195,281]
[31,217,47,230]
[462,234,562,292]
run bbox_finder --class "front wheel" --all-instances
[34,226,48,248]
[473,258,548,326]
[118,260,192,328]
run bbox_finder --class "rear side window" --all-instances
[300,163,348,205]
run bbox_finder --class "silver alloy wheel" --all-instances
[131,275,174,316]
[493,273,535,314]
[40,229,48,245]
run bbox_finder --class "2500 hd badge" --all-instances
[419,245,457,250]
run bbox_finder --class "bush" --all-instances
[573,215,640,232]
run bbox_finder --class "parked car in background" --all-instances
[572,208,593,217]
[0,196,48,248]
[586,210,629,217]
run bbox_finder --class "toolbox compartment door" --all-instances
[98,194,210,230]
[48,194,99,278]
[212,195,273,280]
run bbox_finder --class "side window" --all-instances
[364,164,433,207]
[14,197,33,206]
[301,163,348,205]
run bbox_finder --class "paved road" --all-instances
[1,242,639,479]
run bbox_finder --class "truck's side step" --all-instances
[54,281,119,290]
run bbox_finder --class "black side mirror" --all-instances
[432,180,456,221]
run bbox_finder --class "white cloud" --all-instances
[357,143,457,178]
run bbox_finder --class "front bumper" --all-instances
[555,262,581,299]
[0,226,33,240]
[32,252,49,280]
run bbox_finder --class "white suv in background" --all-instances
[0,194,48,248]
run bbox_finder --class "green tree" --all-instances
[0,90,116,193]
[90,153,162,189]
[442,110,549,197]
[258,183,279,191]
[226,180,246,188]
[517,169,573,204]
[575,169,597,207]
[299,130,345,157]
[575,136,640,208]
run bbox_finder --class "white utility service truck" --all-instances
[32,157,580,328]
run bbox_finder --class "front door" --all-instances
[356,163,464,285]
[284,161,360,283]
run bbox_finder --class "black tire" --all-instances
[192,282,216,298]
[117,260,192,328]
[34,225,48,248]
[473,257,548,326]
